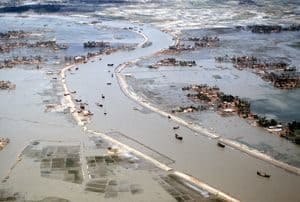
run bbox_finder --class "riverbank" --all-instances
[61,19,300,201]
[1,12,299,201]
[114,28,300,176]
[60,23,243,202]
[59,24,239,202]
[116,61,300,175]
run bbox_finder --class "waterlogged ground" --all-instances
[0,2,300,201]
[124,27,300,167]
[0,15,143,71]
[98,0,300,32]
[2,137,218,201]
[0,14,225,202]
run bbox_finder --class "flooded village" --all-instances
[215,55,300,89]
[181,84,300,144]
[0,0,300,202]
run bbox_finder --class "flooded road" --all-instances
[66,23,300,202]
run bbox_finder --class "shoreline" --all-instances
[114,31,300,176]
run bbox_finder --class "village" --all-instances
[241,24,300,34]
[0,80,16,90]
[164,35,220,54]
[0,30,68,53]
[0,138,9,151]
[0,30,30,39]
[83,41,110,48]
[179,84,300,144]
[148,58,196,68]
[215,55,300,89]
[0,56,42,69]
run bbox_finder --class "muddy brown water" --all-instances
[66,24,300,202]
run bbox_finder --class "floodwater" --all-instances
[66,21,300,202]
[0,15,224,202]
[124,27,300,167]
[0,6,299,202]
[99,0,300,32]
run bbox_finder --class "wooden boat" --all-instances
[175,134,183,140]
[96,103,103,107]
[217,142,225,148]
[257,171,271,178]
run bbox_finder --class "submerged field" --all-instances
[0,1,300,201]
[124,26,300,166]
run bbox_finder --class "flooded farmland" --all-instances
[0,0,300,202]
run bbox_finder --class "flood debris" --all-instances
[215,55,300,89]
[0,138,9,150]
[0,80,16,90]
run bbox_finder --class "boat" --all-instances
[175,134,183,140]
[257,171,271,178]
[217,142,225,148]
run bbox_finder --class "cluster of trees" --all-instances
[257,117,278,128]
